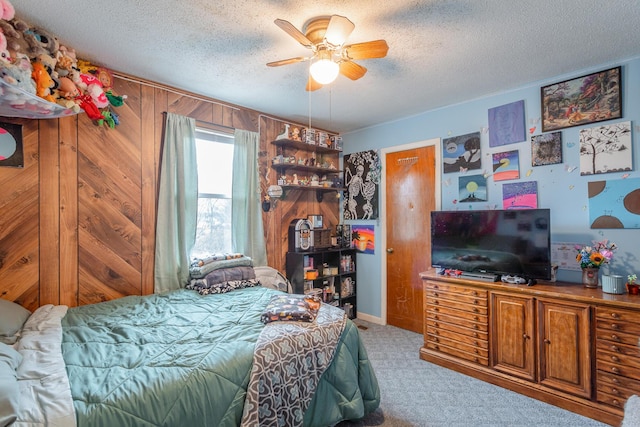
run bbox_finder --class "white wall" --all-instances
[344,56,640,321]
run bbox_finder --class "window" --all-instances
[191,129,234,257]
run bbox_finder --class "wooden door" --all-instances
[491,292,536,381]
[538,298,592,398]
[386,146,436,333]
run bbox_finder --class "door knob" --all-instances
[387,248,394,253]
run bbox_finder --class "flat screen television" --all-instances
[430,209,551,281]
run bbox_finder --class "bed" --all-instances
[1,273,380,427]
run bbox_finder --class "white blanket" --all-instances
[14,304,76,427]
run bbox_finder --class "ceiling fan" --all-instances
[267,14,389,91]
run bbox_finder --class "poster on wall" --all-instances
[531,132,563,166]
[541,66,621,132]
[488,100,526,147]
[458,174,487,202]
[588,177,640,229]
[492,150,520,181]
[502,181,538,209]
[351,224,375,254]
[343,150,380,220]
[442,132,481,173]
[579,121,632,176]
[0,122,24,168]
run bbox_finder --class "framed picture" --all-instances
[0,122,24,168]
[442,131,481,173]
[540,66,621,132]
[492,150,520,181]
[531,132,562,166]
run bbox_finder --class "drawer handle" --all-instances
[544,338,551,344]
[612,388,620,395]
[612,367,620,374]
[523,334,530,340]
[433,337,439,343]
[613,399,621,407]
[612,334,620,341]
[474,349,479,354]
[612,355,620,362]
[611,312,620,319]
[434,345,439,350]
[434,315,439,320]
[473,307,479,313]
[473,291,478,296]
[474,299,479,304]
[612,378,620,384]
[611,345,620,352]
[433,285,439,289]
[434,300,439,305]
[474,332,479,338]
[611,323,620,330]
[434,307,439,312]
[474,316,479,321]
[474,325,479,330]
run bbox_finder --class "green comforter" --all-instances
[61,287,379,427]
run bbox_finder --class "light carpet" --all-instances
[337,320,611,427]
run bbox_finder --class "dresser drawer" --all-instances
[426,299,488,316]
[426,332,488,357]
[596,320,638,346]
[598,370,640,396]
[425,340,489,366]
[426,306,487,327]
[597,359,640,380]
[425,290,487,307]
[426,315,488,336]
[596,389,628,411]
[427,326,488,349]
[597,348,640,371]
[597,306,640,324]
[596,338,640,359]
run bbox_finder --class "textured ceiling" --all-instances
[12,0,640,133]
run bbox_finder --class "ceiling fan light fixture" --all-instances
[310,58,339,84]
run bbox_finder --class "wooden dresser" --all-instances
[420,270,640,426]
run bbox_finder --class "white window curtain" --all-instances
[232,129,267,266]
[154,113,198,293]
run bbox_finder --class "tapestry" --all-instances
[343,150,380,220]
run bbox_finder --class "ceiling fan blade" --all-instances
[324,15,355,46]
[339,61,367,80]
[274,18,313,48]
[343,40,389,60]
[306,75,323,91]
[267,57,308,67]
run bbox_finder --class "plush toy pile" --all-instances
[0,0,125,126]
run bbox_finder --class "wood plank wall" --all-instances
[0,75,339,310]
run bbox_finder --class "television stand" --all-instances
[459,272,499,282]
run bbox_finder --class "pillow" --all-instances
[254,266,292,293]
[0,298,31,344]
[261,294,321,324]
[0,342,22,427]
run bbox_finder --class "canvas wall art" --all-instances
[458,174,487,202]
[442,132,481,173]
[579,121,632,176]
[488,100,526,147]
[502,181,538,209]
[351,224,375,254]
[531,132,562,166]
[0,122,24,168]
[588,177,640,229]
[492,150,520,181]
[541,66,621,132]
[343,150,380,220]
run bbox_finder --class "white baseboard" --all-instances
[354,312,384,325]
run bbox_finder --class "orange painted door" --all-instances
[386,145,436,333]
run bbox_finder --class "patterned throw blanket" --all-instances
[241,303,347,427]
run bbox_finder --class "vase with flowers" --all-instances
[575,240,616,288]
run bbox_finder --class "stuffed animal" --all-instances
[31,60,55,102]
[0,31,10,64]
[55,45,76,77]
[0,56,35,93]
[0,0,14,20]
[24,26,58,57]
[76,72,108,108]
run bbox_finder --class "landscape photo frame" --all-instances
[540,66,621,132]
